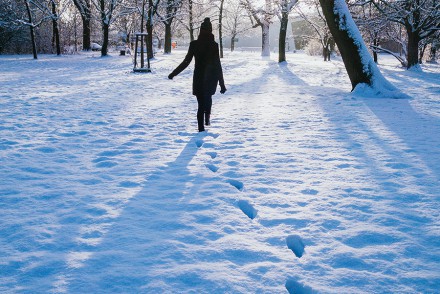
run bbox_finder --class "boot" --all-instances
[205,113,211,126]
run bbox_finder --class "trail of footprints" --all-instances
[193,132,309,292]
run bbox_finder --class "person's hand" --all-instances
[220,85,227,94]
[168,74,174,80]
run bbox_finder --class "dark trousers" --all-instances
[196,94,212,131]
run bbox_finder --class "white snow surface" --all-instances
[1,50,439,293]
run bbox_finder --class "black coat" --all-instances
[170,32,225,96]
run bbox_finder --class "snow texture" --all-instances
[0,50,439,293]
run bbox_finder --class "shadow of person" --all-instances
[64,133,210,292]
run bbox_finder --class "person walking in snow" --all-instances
[168,17,227,132]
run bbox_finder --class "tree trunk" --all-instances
[164,23,172,53]
[24,0,37,59]
[73,0,92,51]
[318,0,402,97]
[231,36,235,52]
[219,0,225,58]
[189,0,194,41]
[428,46,437,63]
[373,37,378,63]
[323,46,328,61]
[419,43,427,64]
[261,23,270,57]
[82,17,91,50]
[147,0,154,59]
[51,0,61,55]
[406,29,420,69]
[102,23,109,56]
[319,0,374,90]
[278,11,288,63]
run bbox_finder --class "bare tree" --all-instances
[296,0,334,61]
[23,0,38,58]
[50,0,61,55]
[145,0,160,58]
[19,0,61,58]
[157,0,182,53]
[72,0,92,50]
[223,0,250,52]
[241,0,275,57]
[178,0,212,42]
[275,0,297,62]
[91,0,124,56]
[372,0,440,69]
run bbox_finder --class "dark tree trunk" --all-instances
[73,0,91,50]
[231,36,235,52]
[102,23,109,56]
[82,17,91,50]
[323,46,328,61]
[219,0,224,58]
[146,6,154,59]
[24,0,37,59]
[406,29,420,69]
[319,0,373,90]
[189,0,194,41]
[51,0,61,55]
[428,46,437,63]
[100,0,109,56]
[164,23,172,53]
[278,11,288,63]
[419,43,427,64]
[373,37,378,63]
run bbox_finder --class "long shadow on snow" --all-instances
[364,98,440,183]
[317,93,440,291]
[63,133,270,292]
[62,134,202,291]
[228,61,309,97]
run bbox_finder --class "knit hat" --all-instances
[200,17,212,32]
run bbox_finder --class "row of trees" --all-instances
[0,0,439,93]
[1,0,438,68]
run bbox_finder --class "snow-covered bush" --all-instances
[305,39,322,56]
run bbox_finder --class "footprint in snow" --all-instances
[208,133,220,139]
[206,151,217,159]
[205,164,219,173]
[286,235,305,258]
[195,139,204,148]
[285,278,314,294]
[227,179,244,191]
[300,189,319,195]
[237,200,258,219]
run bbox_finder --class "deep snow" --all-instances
[0,49,439,293]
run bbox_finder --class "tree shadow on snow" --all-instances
[317,93,440,289]
[364,98,440,182]
[62,134,209,292]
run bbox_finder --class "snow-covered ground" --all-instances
[0,50,439,293]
